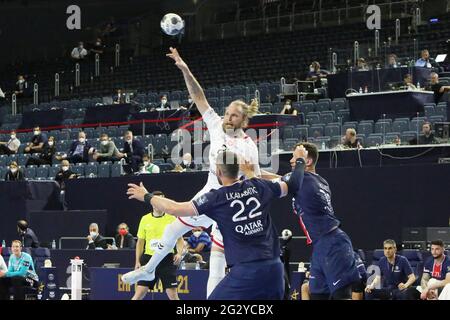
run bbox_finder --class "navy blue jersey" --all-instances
[423,255,450,281]
[284,171,340,244]
[192,178,283,266]
[378,255,413,288]
[354,252,367,282]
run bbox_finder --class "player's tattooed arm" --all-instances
[166,47,211,115]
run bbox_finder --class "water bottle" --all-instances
[51,240,56,250]
[180,260,186,270]
[1,240,5,248]
[364,86,368,93]
[359,87,363,94]
[417,82,420,90]
[321,141,326,150]
[195,261,200,270]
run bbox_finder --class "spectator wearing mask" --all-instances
[122,131,145,173]
[409,122,437,145]
[387,54,400,68]
[114,223,136,249]
[4,162,25,181]
[0,240,39,300]
[26,136,56,166]
[113,89,126,104]
[180,153,199,171]
[419,240,450,300]
[341,128,363,149]
[24,127,47,154]
[428,72,450,104]
[17,220,39,248]
[186,227,211,255]
[71,42,88,61]
[365,239,417,300]
[280,99,298,116]
[55,160,78,190]
[56,131,94,164]
[140,154,160,174]
[86,223,108,250]
[92,134,124,162]
[0,130,20,155]
[156,95,170,110]
[14,75,29,98]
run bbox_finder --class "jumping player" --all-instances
[125,148,308,299]
[122,47,261,298]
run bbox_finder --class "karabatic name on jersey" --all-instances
[192,178,283,266]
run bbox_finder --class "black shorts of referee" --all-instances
[137,253,178,289]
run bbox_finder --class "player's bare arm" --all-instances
[166,47,211,115]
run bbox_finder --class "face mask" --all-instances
[143,161,149,167]
[79,138,85,143]
[34,131,40,136]
[126,138,132,144]
[183,160,189,165]
[188,98,193,103]
[11,135,16,139]
[11,168,17,173]
[310,67,315,72]
[119,229,128,236]
[48,141,54,146]
[19,79,24,83]
[285,105,291,110]
[90,231,97,238]
[161,99,167,104]
[62,166,69,172]
[101,140,108,146]
[193,231,202,238]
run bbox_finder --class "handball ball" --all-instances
[160,13,185,36]
[281,229,292,240]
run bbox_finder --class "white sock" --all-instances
[143,219,190,273]
[206,250,226,298]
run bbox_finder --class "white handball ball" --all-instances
[160,13,185,36]
[281,229,292,240]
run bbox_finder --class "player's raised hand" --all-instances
[166,47,188,71]
[240,160,256,179]
[293,145,308,162]
[127,182,149,202]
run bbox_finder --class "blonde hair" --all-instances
[231,98,259,119]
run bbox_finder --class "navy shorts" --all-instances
[309,228,360,295]
[208,258,284,300]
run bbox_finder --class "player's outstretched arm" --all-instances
[166,47,210,115]
[127,182,196,217]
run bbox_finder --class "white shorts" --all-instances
[177,172,224,247]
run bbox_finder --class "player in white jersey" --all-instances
[122,47,261,297]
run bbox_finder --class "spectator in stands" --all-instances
[26,136,56,166]
[403,74,417,90]
[179,152,199,171]
[71,41,88,61]
[17,220,39,248]
[409,122,437,145]
[56,131,94,164]
[24,126,47,154]
[92,133,124,162]
[280,99,298,116]
[122,131,145,174]
[186,227,211,255]
[155,95,170,110]
[356,58,369,71]
[365,239,417,300]
[341,128,363,149]
[0,240,39,300]
[420,240,450,300]
[415,49,437,68]
[54,160,78,190]
[429,72,450,104]
[89,37,105,56]
[140,154,160,174]
[133,190,184,300]
[306,61,328,81]
[14,75,29,98]
[4,161,24,181]
[86,223,109,250]
[387,54,400,68]
[0,130,20,155]
[113,88,126,104]
[114,223,136,249]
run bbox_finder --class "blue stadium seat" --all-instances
[97,164,110,178]
[410,118,425,132]
[374,121,392,134]
[283,138,299,151]
[342,121,358,134]
[300,102,315,114]
[24,167,36,179]
[305,112,321,125]
[385,132,401,144]
[324,124,340,137]
[111,163,122,177]
[308,124,324,137]
[336,109,350,123]
[371,249,385,264]
[330,100,346,112]
[71,164,85,176]
[424,105,435,118]
[320,111,335,124]
[366,134,383,147]
[36,166,49,179]
[84,163,98,177]
[392,120,409,133]
[283,126,294,139]
[293,125,309,140]
[357,122,373,136]
[272,102,284,114]
[315,101,330,112]
[399,249,423,285]
[401,131,417,144]
[429,115,445,124]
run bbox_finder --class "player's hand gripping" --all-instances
[166,47,189,72]
[240,160,256,179]
[293,145,308,163]
[127,182,149,202]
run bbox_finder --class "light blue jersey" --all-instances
[7,252,39,281]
